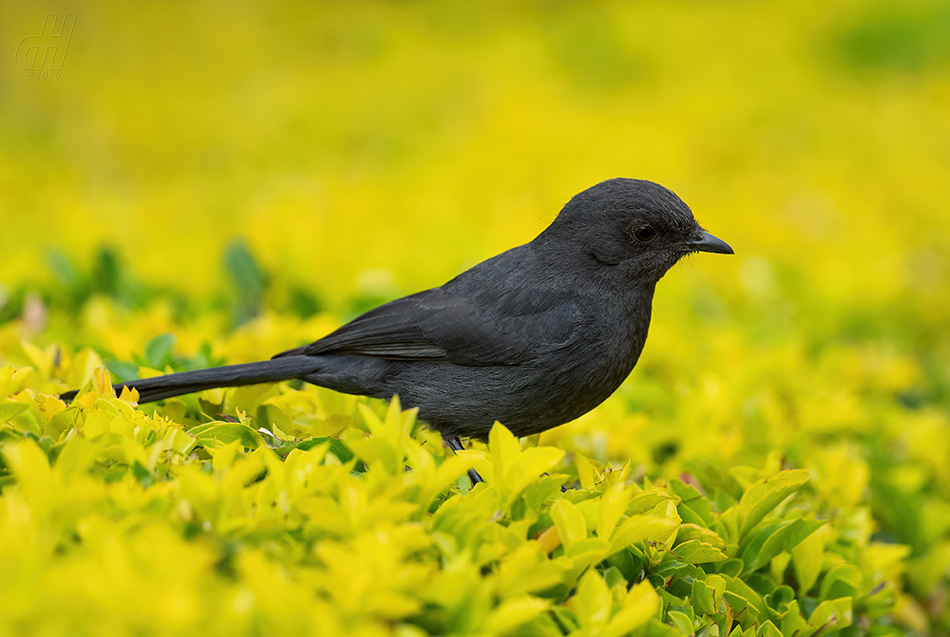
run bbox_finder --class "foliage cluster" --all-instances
[0,340,909,636]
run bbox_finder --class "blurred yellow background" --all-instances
[2,1,950,631]
[2,0,947,312]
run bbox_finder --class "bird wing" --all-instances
[278,286,582,366]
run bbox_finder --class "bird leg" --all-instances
[442,434,484,484]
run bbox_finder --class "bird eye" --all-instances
[633,225,656,242]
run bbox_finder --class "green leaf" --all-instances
[778,600,810,637]
[642,618,685,637]
[807,597,853,632]
[287,285,323,319]
[224,240,267,299]
[719,574,768,622]
[675,539,728,564]
[524,474,567,511]
[255,404,294,438]
[91,246,121,295]
[0,401,30,424]
[189,421,264,449]
[602,566,626,591]
[755,620,783,637]
[11,402,44,436]
[741,519,825,574]
[103,360,140,383]
[716,559,744,578]
[719,470,810,543]
[672,479,715,526]
[294,437,362,473]
[818,564,863,601]
[668,610,693,635]
[691,577,719,615]
[697,575,728,617]
[132,460,153,487]
[45,248,83,291]
[144,333,175,370]
[162,426,197,456]
[550,607,579,634]
[764,585,796,616]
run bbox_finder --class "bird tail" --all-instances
[59,355,322,404]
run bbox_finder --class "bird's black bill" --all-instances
[685,230,734,255]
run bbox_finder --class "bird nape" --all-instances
[60,178,733,484]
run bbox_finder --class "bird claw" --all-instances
[444,434,484,484]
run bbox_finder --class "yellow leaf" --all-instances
[0,366,31,399]
[21,341,57,379]
[537,525,562,554]
[93,367,116,398]
[504,447,565,504]
[484,596,550,633]
[82,411,113,438]
[550,499,587,550]
[348,437,401,475]
[597,481,634,539]
[432,454,478,494]
[575,452,596,490]
[2,440,53,513]
[610,510,679,555]
[65,347,104,390]
[53,436,99,481]
[496,542,569,597]
[574,569,611,632]
[676,524,728,550]
[489,421,522,484]
[212,440,242,474]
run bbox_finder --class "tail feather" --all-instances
[60,355,321,404]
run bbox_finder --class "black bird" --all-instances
[61,178,732,481]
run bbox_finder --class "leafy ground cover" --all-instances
[0,349,911,636]
[1,1,949,635]
[0,291,944,635]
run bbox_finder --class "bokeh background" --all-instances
[1,0,949,632]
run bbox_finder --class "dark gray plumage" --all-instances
[61,178,733,443]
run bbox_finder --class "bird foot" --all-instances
[443,434,484,484]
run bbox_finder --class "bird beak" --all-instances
[684,230,734,255]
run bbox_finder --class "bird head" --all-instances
[539,178,733,283]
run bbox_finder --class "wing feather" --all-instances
[280,287,581,366]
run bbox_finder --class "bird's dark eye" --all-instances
[633,225,656,242]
